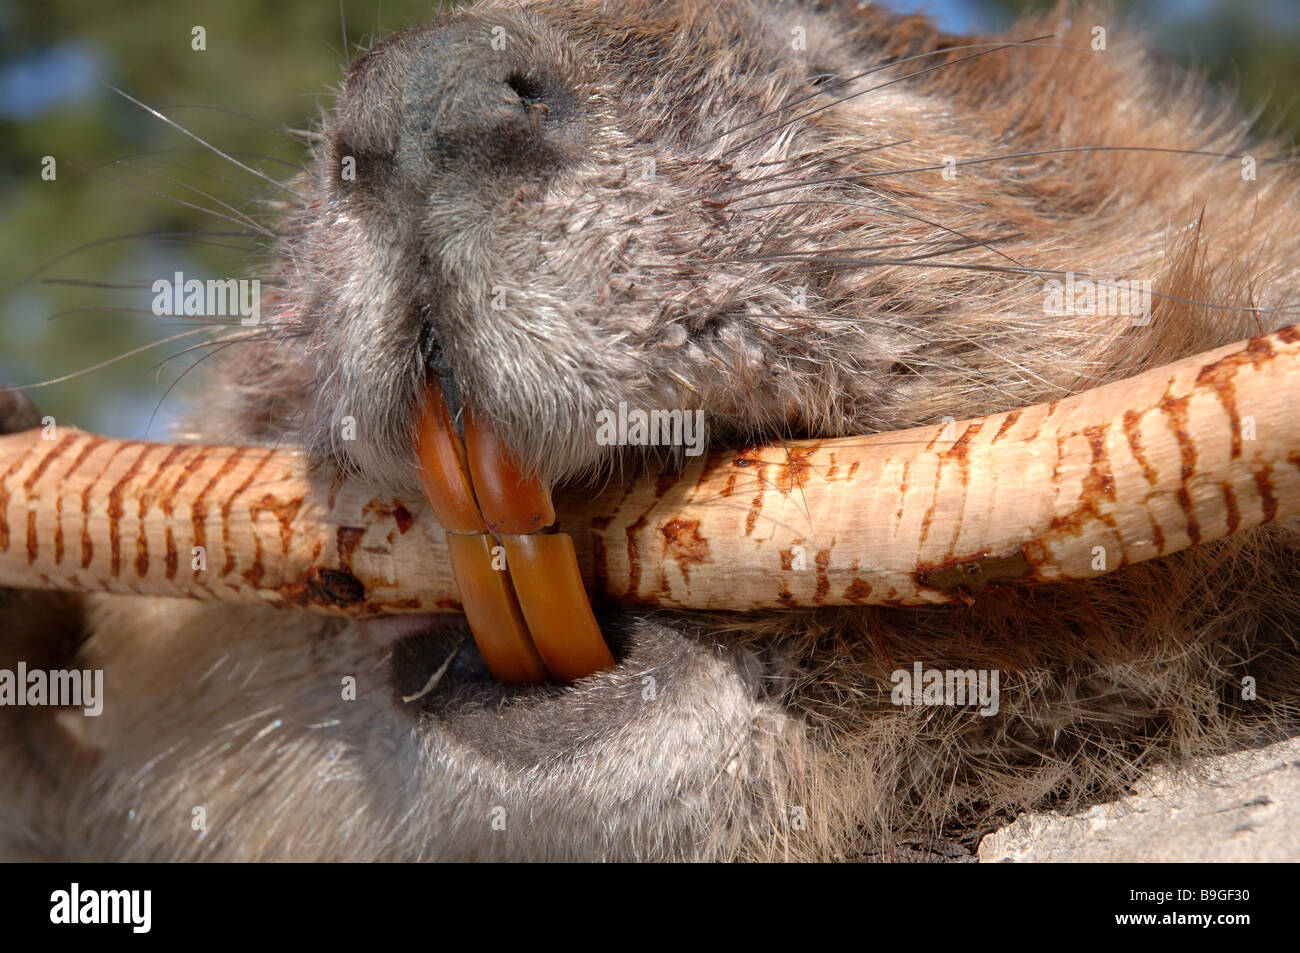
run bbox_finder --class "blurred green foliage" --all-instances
[1,0,1296,438]
[0,0,440,436]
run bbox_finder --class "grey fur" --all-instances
[3,0,1299,861]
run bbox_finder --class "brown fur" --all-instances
[2,0,1298,860]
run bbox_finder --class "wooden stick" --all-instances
[2,326,1298,614]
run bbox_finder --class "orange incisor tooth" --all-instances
[463,403,555,535]
[414,378,613,684]
[414,379,487,535]
[501,533,614,682]
[445,533,549,684]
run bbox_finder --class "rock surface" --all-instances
[978,736,1300,862]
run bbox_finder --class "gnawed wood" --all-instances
[2,326,1298,614]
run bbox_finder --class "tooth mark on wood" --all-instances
[78,437,117,570]
[165,527,178,579]
[2,326,1297,614]
[944,421,983,554]
[308,567,365,605]
[1223,483,1241,535]
[0,432,75,555]
[55,493,64,565]
[1255,464,1278,524]
[992,410,1021,443]
[20,438,77,565]
[160,445,205,580]
[107,443,151,577]
[1122,409,1156,485]
[220,449,276,576]
[1159,384,1201,546]
[0,458,23,553]
[625,513,648,596]
[732,451,767,536]
[659,518,710,585]
[189,448,246,589]
[916,548,1034,593]
[244,492,304,589]
[137,445,188,578]
[815,548,831,602]
[1194,334,1274,460]
[844,578,873,603]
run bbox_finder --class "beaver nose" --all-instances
[334,19,564,171]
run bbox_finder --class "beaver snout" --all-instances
[327,14,583,188]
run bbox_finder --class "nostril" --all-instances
[505,72,548,114]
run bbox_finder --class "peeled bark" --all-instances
[1,325,1297,615]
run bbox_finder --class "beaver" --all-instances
[2,0,1298,861]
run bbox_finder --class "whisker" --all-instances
[854,145,1292,180]
[37,303,284,335]
[29,276,282,291]
[0,328,215,392]
[102,158,278,237]
[17,230,263,282]
[718,145,1289,205]
[735,196,1028,268]
[144,340,243,439]
[101,82,305,204]
[63,148,305,196]
[63,160,279,238]
[143,104,312,150]
[661,240,993,273]
[739,311,1038,396]
[700,139,910,199]
[27,278,170,291]
[104,154,294,203]
[721,35,1059,157]
[704,256,1300,315]
[728,232,1017,262]
[151,329,282,370]
[46,305,164,322]
[702,35,1060,148]
[340,0,350,62]
[18,231,261,284]
[144,325,312,440]
[150,319,288,330]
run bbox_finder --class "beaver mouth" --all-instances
[378,324,1300,694]
[2,330,1297,695]
[359,611,549,706]
[406,376,616,684]
[360,606,633,712]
